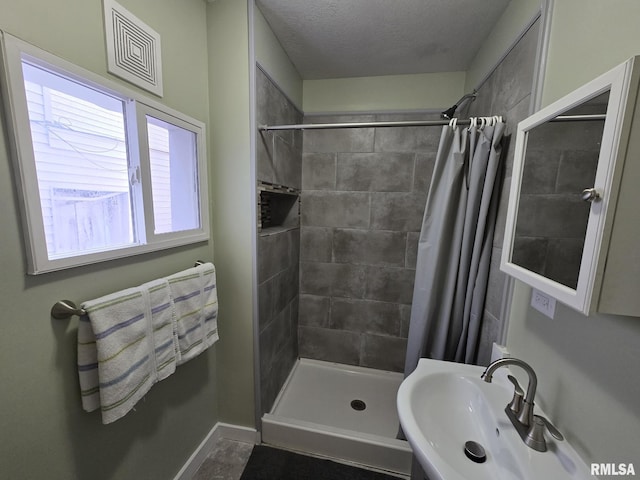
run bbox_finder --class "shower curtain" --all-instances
[404,120,505,374]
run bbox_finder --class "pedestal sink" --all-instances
[397,358,591,480]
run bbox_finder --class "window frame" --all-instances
[0,32,209,274]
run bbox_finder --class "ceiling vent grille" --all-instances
[103,0,163,97]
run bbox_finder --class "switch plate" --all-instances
[531,288,556,318]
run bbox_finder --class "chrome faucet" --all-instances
[481,357,563,452]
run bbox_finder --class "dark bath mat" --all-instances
[239,445,400,480]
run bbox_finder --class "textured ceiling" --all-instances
[256,0,512,79]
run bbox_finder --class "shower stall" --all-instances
[255,65,441,475]
[253,11,539,473]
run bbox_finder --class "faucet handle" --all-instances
[536,415,564,441]
[506,375,524,414]
[525,415,564,452]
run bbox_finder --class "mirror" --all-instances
[501,56,640,315]
[511,92,609,289]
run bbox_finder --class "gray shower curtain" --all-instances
[404,121,505,374]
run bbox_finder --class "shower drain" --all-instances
[350,399,366,411]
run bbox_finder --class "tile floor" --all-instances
[192,437,254,480]
[191,438,409,480]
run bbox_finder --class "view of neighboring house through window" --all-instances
[146,114,200,235]
[0,32,208,274]
[22,62,135,258]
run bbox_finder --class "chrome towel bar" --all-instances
[51,261,207,319]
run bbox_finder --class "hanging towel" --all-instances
[166,262,219,365]
[77,278,176,424]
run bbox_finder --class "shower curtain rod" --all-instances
[259,119,477,131]
[258,113,606,131]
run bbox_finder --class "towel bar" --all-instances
[51,260,207,319]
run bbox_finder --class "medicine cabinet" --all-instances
[501,56,640,316]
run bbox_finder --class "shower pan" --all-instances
[261,358,412,476]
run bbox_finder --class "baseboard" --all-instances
[215,422,261,443]
[173,422,259,480]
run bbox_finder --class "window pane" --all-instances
[147,115,200,234]
[21,61,135,259]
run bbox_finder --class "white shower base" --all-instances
[261,358,412,476]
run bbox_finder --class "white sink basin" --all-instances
[397,358,591,480]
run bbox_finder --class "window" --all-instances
[0,33,209,274]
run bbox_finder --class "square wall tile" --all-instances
[360,334,407,372]
[370,192,426,232]
[364,266,415,304]
[405,232,420,269]
[299,294,331,328]
[333,228,407,267]
[302,153,337,190]
[413,152,436,193]
[273,135,302,189]
[303,115,375,153]
[492,20,538,113]
[303,126,375,154]
[300,261,367,299]
[298,326,361,366]
[330,298,401,336]
[301,191,370,228]
[300,227,333,263]
[374,125,441,153]
[258,229,298,282]
[336,153,415,192]
[256,131,277,185]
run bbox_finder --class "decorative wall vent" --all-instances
[103,0,163,97]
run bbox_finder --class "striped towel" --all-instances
[166,262,219,365]
[77,278,176,424]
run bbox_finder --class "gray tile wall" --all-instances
[256,67,303,190]
[299,15,539,369]
[465,20,540,365]
[257,18,541,396]
[256,66,303,413]
[299,112,441,372]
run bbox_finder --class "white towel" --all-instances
[77,278,176,424]
[166,262,219,365]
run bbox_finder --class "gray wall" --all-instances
[298,113,442,372]
[465,19,540,365]
[256,66,302,413]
